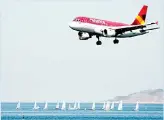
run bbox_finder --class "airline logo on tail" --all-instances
[132,5,148,25]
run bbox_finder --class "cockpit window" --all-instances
[74,18,80,22]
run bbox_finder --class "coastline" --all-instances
[0,101,164,104]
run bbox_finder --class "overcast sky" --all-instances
[0,0,163,102]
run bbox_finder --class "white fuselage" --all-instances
[69,21,148,38]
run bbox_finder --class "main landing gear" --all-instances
[95,36,119,45]
[96,35,102,45]
[113,38,119,44]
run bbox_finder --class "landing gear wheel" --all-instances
[113,39,119,44]
[96,41,102,45]
[96,35,102,45]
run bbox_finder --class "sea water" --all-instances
[1,102,163,120]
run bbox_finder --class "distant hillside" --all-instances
[109,89,164,103]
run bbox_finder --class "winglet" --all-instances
[150,21,159,25]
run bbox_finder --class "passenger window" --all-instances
[74,19,81,22]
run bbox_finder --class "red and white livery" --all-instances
[69,5,159,45]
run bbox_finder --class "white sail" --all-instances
[102,102,106,110]
[110,102,114,110]
[73,102,77,109]
[0,101,1,117]
[43,101,48,110]
[68,104,71,109]
[134,101,139,111]
[118,100,123,110]
[56,102,59,109]
[61,101,66,110]
[68,103,76,110]
[33,101,39,110]
[91,102,95,110]
[77,102,80,109]
[16,101,20,109]
[105,101,110,111]
[34,101,37,108]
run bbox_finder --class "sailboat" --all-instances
[69,102,79,110]
[0,101,1,117]
[68,103,75,110]
[55,102,60,109]
[73,102,77,109]
[105,101,110,111]
[134,101,139,111]
[110,101,114,110]
[91,102,95,110]
[102,102,106,110]
[118,100,123,111]
[16,101,20,110]
[77,102,80,110]
[68,104,72,110]
[43,101,48,110]
[61,101,66,110]
[33,101,40,110]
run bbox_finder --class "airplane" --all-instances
[69,5,159,45]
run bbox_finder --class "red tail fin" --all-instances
[131,5,148,25]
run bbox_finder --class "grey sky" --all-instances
[0,0,163,102]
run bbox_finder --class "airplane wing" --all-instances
[111,22,158,35]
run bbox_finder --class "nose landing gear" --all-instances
[96,40,102,45]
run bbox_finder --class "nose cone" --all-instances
[69,21,79,30]
[69,22,74,29]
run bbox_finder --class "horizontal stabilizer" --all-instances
[144,27,160,31]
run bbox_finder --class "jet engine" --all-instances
[78,32,91,40]
[103,29,116,37]
[94,28,116,37]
